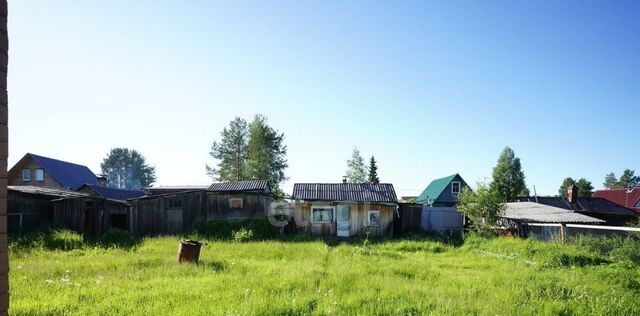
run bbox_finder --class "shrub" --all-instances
[46,229,85,251]
[232,228,254,242]
[100,228,137,249]
[190,218,279,241]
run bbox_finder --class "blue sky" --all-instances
[7,1,640,197]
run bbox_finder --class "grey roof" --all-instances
[208,180,270,193]
[502,202,605,224]
[517,196,636,217]
[8,186,89,198]
[292,183,398,203]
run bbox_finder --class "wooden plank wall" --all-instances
[293,202,396,237]
[52,198,130,236]
[394,203,423,234]
[130,191,272,235]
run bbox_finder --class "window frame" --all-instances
[310,205,335,224]
[21,169,31,182]
[451,181,461,194]
[229,197,243,209]
[367,210,381,227]
[35,168,45,182]
[167,196,183,210]
[635,199,640,208]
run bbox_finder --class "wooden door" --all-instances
[337,205,350,237]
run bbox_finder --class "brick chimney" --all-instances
[342,176,347,184]
[96,175,108,186]
[567,184,578,205]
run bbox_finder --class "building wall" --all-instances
[293,202,395,237]
[130,191,272,235]
[434,174,468,206]
[7,191,55,231]
[52,197,130,237]
[0,0,9,311]
[7,156,62,189]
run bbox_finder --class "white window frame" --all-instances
[229,197,243,209]
[452,181,461,194]
[35,168,45,182]
[22,169,31,182]
[367,210,381,227]
[310,205,335,224]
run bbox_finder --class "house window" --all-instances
[368,210,380,227]
[311,206,334,223]
[635,199,640,208]
[35,169,45,182]
[229,198,243,209]
[452,181,461,194]
[22,169,31,182]
[167,196,182,209]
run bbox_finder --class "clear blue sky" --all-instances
[7,1,640,197]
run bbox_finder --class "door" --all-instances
[166,209,183,234]
[337,205,350,237]
[84,208,102,237]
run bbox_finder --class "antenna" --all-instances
[533,185,538,203]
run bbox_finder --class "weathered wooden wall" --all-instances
[52,198,130,237]
[293,202,396,237]
[394,203,423,235]
[7,191,55,231]
[129,191,272,235]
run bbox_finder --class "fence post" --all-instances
[560,224,566,244]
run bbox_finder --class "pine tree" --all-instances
[206,117,249,182]
[618,169,640,189]
[603,173,618,189]
[246,115,288,197]
[559,177,593,198]
[490,146,527,202]
[367,156,380,184]
[346,147,367,183]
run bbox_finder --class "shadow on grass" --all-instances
[9,226,143,252]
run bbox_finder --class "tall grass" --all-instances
[8,230,640,315]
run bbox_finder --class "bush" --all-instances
[190,218,280,241]
[99,228,137,249]
[46,229,85,250]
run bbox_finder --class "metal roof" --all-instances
[25,153,97,190]
[502,202,605,224]
[208,180,270,193]
[79,184,146,201]
[517,196,636,217]
[8,186,89,198]
[292,183,398,203]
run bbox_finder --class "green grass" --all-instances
[8,230,640,315]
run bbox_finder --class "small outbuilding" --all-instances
[290,183,398,237]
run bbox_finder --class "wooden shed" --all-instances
[129,180,273,235]
[291,183,398,238]
[7,186,88,232]
[52,196,131,237]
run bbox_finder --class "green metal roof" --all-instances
[415,174,458,205]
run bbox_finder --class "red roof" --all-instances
[593,188,640,212]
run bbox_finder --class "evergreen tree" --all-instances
[559,177,576,197]
[367,156,380,184]
[618,169,640,188]
[490,146,527,202]
[603,172,618,189]
[559,177,593,198]
[101,148,156,189]
[246,115,288,197]
[206,117,249,182]
[346,147,367,183]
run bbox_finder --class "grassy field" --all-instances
[8,228,640,315]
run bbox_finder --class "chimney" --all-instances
[567,184,578,205]
[96,175,108,186]
[342,176,347,184]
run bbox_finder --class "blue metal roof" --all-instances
[81,184,146,200]
[28,153,97,190]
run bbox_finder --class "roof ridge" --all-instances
[28,153,91,169]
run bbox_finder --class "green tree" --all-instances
[457,183,505,236]
[490,146,527,202]
[559,177,594,198]
[603,172,618,189]
[206,117,249,182]
[367,156,380,184]
[618,169,640,189]
[101,148,156,190]
[246,115,288,197]
[346,147,367,183]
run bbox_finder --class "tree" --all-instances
[575,178,594,197]
[490,146,527,202]
[101,148,156,190]
[603,173,618,189]
[206,117,249,182]
[367,156,380,184]
[457,183,505,236]
[246,115,288,197]
[618,169,640,189]
[559,177,593,198]
[346,147,367,183]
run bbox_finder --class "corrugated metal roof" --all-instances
[502,202,605,224]
[517,196,636,217]
[27,153,97,190]
[208,180,270,193]
[292,183,397,203]
[593,188,640,211]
